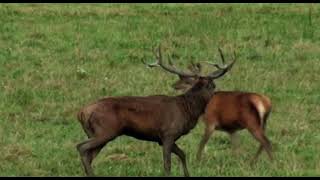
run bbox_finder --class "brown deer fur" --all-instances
[172,63,273,162]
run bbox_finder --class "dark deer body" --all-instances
[173,60,272,162]
[76,46,236,176]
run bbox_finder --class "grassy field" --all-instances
[0,3,320,176]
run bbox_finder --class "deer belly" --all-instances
[216,121,244,132]
[123,128,161,143]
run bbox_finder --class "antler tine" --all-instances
[157,45,162,63]
[201,48,228,70]
[141,59,160,68]
[206,49,237,79]
[188,62,202,74]
[143,45,197,77]
[168,55,174,66]
[141,55,160,67]
[141,46,162,68]
[187,62,196,73]
[202,61,226,70]
[218,47,226,64]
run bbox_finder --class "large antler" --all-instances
[142,45,198,78]
[205,48,237,79]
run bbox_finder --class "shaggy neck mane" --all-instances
[178,88,212,122]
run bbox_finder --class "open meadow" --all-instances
[0,3,320,176]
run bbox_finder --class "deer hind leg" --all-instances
[247,126,273,163]
[196,123,215,161]
[230,132,240,155]
[77,138,96,176]
[171,143,189,177]
[252,144,263,163]
[76,134,116,176]
[82,128,104,165]
[252,111,271,162]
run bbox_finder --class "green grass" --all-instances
[0,3,320,176]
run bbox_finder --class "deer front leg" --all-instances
[197,124,215,161]
[162,139,174,176]
[172,143,189,177]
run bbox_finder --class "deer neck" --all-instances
[179,90,213,122]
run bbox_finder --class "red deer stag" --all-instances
[76,46,236,176]
[172,50,272,163]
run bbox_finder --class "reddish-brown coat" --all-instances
[173,73,273,162]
